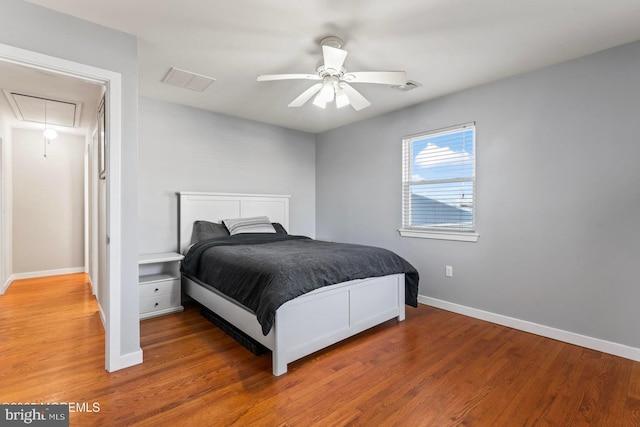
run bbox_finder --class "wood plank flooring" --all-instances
[1,274,638,426]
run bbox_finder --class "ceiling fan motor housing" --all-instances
[319,36,344,49]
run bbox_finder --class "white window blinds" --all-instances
[402,123,476,233]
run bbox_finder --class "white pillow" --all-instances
[223,216,276,235]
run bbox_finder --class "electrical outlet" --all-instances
[445,265,453,277]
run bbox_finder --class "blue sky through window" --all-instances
[411,129,474,181]
[403,126,475,230]
[411,129,474,209]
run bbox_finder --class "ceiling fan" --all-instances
[257,36,407,111]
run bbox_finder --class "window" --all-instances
[400,123,478,242]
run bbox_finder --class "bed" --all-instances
[178,192,418,375]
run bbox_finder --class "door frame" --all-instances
[0,42,123,371]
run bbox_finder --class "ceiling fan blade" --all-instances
[288,83,324,107]
[343,71,407,86]
[340,83,371,111]
[257,73,321,82]
[322,46,348,73]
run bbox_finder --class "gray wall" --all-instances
[138,97,316,253]
[12,129,84,274]
[316,40,640,349]
[1,0,140,357]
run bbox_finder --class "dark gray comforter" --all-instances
[181,234,419,335]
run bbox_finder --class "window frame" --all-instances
[399,122,479,242]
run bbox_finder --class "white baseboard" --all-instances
[107,349,143,373]
[419,295,640,363]
[10,267,86,281]
[98,303,106,330]
[2,268,86,294]
[88,275,96,296]
[1,278,11,295]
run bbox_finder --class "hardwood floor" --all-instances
[1,274,638,426]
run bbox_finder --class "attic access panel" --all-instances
[3,91,82,128]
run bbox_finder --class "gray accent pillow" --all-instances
[190,220,230,244]
[223,216,276,235]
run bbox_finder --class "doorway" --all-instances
[0,42,125,371]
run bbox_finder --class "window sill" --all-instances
[398,228,479,242]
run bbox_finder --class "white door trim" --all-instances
[0,42,127,372]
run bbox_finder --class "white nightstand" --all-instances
[138,252,184,320]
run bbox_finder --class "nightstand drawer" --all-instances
[139,277,180,298]
[140,293,181,314]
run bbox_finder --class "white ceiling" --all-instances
[24,0,640,133]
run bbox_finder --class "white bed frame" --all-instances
[178,192,405,375]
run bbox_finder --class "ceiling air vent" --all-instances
[392,80,422,92]
[161,67,215,92]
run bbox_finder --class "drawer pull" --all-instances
[154,302,159,307]
[154,288,159,292]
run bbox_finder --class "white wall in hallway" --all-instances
[11,128,85,275]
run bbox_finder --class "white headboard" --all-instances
[178,192,291,253]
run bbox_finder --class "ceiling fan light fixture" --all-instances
[335,87,350,108]
[312,81,336,108]
[312,93,327,109]
[319,83,335,102]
